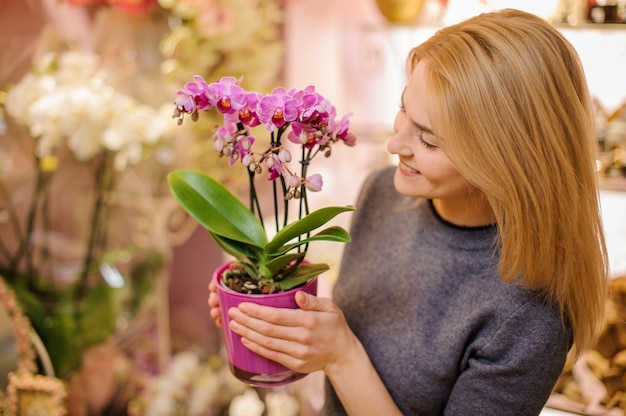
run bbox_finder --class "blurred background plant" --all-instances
[158,0,284,185]
[1,46,177,380]
[128,349,313,416]
[0,0,285,413]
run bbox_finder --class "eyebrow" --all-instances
[400,87,436,137]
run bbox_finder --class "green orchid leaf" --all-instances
[270,226,352,258]
[265,205,355,254]
[264,252,305,276]
[276,263,329,291]
[211,232,264,263]
[168,170,267,248]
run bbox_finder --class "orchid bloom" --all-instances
[230,91,263,127]
[184,75,213,110]
[330,112,357,146]
[210,76,246,114]
[259,87,298,130]
[304,174,323,192]
[173,75,356,199]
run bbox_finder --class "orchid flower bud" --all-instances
[242,153,253,166]
[288,174,301,188]
[214,138,225,152]
[278,149,291,163]
[304,173,323,192]
[240,136,252,151]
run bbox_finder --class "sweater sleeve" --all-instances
[444,298,571,416]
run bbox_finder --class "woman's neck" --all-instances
[432,196,495,228]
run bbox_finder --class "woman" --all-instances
[209,9,608,415]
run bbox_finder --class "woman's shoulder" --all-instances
[483,282,570,342]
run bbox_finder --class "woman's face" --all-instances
[387,61,492,225]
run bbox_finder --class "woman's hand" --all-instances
[226,291,360,375]
[208,280,223,328]
[223,290,404,415]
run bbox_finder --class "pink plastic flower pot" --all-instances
[213,262,318,387]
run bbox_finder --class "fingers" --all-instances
[210,306,223,328]
[228,309,316,372]
[296,291,335,312]
[228,306,310,341]
[208,280,223,328]
[238,333,313,373]
[208,289,219,309]
[227,297,352,375]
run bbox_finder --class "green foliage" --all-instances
[10,281,116,379]
[168,169,354,289]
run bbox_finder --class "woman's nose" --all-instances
[388,123,412,157]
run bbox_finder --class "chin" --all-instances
[393,169,427,199]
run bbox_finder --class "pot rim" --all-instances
[213,261,318,299]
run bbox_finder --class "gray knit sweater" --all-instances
[323,167,571,416]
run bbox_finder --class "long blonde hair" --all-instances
[408,9,608,361]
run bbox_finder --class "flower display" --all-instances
[168,75,356,293]
[158,0,283,91]
[128,350,302,416]
[5,50,174,171]
[0,48,176,380]
[1,0,288,412]
[157,0,285,181]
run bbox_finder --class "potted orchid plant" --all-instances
[168,76,356,293]
[167,76,356,386]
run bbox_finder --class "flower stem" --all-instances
[11,158,48,282]
[0,180,23,265]
[273,125,290,229]
[75,152,113,303]
[39,173,53,284]
[248,168,264,230]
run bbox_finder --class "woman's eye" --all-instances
[418,133,438,150]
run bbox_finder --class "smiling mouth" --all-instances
[399,161,420,174]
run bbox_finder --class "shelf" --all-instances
[599,175,626,192]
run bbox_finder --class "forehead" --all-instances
[403,62,432,128]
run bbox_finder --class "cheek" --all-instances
[434,163,474,195]
[420,155,463,183]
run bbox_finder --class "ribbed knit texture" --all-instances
[322,167,571,416]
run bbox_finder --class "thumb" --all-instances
[295,291,333,312]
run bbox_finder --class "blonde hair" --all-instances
[408,9,608,361]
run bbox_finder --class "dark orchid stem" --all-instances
[275,125,290,229]
[248,168,264,230]
[39,173,53,284]
[75,151,113,304]
[297,147,312,254]
[0,180,23,265]
[11,157,47,282]
[280,175,289,229]
[238,122,263,229]
[269,130,280,233]
[299,147,312,218]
